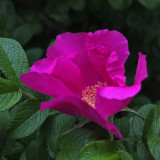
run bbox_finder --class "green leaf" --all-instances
[132,104,156,137]
[12,24,42,46]
[26,48,43,66]
[0,78,19,95]
[0,46,19,82]
[143,107,156,138]
[0,38,28,111]
[148,134,160,160]
[0,0,17,31]
[0,127,16,156]
[0,110,10,129]
[0,38,29,84]
[138,0,160,10]
[108,0,133,11]
[0,91,22,111]
[47,114,76,158]
[8,99,49,138]
[114,117,130,138]
[137,141,153,160]
[26,140,39,160]
[56,128,93,160]
[79,140,133,160]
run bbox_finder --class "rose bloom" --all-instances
[21,29,147,139]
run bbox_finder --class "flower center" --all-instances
[82,81,107,108]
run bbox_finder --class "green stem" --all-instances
[56,119,91,138]
[122,107,145,120]
[20,89,36,99]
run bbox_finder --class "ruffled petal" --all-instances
[41,95,123,139]
[46,32,102,86]
[106,51,126,86]
[95,53,148,119]
[20,72,73,97]
[92,29,130,64]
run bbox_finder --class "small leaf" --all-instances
[8,99,49,138]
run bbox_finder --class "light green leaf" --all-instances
[0,78,19,95]
[0,38,29,111]
[0,91,22,111]
[8,99,49,138]
[0,38,29,83]
[79,140,133,160]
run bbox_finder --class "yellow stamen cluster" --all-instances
[82,81,107,108]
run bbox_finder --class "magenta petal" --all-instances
[20,72,73,97]
[93,29,130,64]
[47,32,88,59]
[46,32,102,86]
[30,58,56,74]
[95,53,148,120]
[106,51,126,86]
[41,95,123,139]
[41,96,83,116]
[50,57,85,97]
[134,52,148,84]
[96,84,141,119]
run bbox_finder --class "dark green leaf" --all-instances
[114,117,130,138]
[12,24,42,46]
[132,104,156,137]
[26,48,43,66]
[8,99,49,138]
[138,0,160,10]
[108,0,133,11]
[47,114,76,158]
[56,128,93,160]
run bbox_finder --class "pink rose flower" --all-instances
[20,29,147,139]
